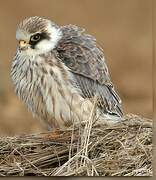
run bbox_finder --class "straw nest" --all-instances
[0,114,152,176]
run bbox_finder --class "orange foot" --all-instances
[45,129,64,139]
[43,129,73,142]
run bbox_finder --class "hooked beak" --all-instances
[19,40,29,50]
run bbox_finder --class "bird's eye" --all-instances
[30,34,41,42]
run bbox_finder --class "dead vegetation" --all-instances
[0,113,152,176]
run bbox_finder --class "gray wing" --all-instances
[56,25,123,117]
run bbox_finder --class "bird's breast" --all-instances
[11,53,94,130]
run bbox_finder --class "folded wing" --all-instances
[56,25,123,117]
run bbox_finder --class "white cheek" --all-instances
[21,40,56,57]
[35,25,62,54]
[35,40,55,54]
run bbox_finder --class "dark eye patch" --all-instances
[29,32,50,49]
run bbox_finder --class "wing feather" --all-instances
[55,25,123,117]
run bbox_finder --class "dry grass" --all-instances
[0,113,152,176]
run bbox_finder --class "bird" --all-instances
[11,16,123,131]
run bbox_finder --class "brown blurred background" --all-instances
[0,0,152,136]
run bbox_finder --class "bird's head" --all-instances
[16,16,62,56]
